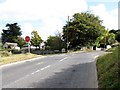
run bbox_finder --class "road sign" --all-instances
[25,36,30,42]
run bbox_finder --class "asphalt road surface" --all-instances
[1,51,105,88]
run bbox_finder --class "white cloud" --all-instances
[86,0,119,2]
[21,17,64,40]
[0,0,87,39]
[39,17,65,40]
[0,0,88,40]
[21,23,35,38]
[0,0,118,40]
[0,0,88,21]
[90,4,118,30]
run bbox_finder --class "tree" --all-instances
[109,29,120,42]
[1,23,22,44]
[30,30,43,49]
[45,32,66,51]
[96,29,115,47]
[62,12,105,49]
[15,37,26,48]
[116,30,120,42]
[0,38,3,50]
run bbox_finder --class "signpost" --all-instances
[25,36,30,42]
[25,36,30,53]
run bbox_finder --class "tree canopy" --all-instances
[109,29,120,42]
[95,29,115,47]
[1,23,22,44]
[16,37,26,48]
[30,30,43,48]
[116,31,120,42]
[62,12,105,49]
[45,32,66,51]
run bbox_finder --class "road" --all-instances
[1,51,105,88]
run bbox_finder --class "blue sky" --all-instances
[0,0,118,40]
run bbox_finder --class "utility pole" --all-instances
[66,16,69,53]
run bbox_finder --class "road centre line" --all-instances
[59,57,68,62]
[31,65,51,75]
[35,70,40,72]
[37,62,44,65]
[40,65,51,70]
[31,57,68,74]
[31,70,40,75]
[31,57,68,75]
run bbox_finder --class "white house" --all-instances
[3,42,20,50]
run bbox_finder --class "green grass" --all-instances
[96,45,120,88]
[0,53,43,65]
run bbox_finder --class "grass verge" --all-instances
[0,53,42,65]
[96,45,120,88]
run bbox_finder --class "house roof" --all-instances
[4,42,17,46]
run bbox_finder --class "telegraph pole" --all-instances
[66,16,69,53]
[104,36,106,50]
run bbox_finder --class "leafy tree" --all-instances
[0,38,3,50]
[109,29,120,42]
[116,31,120,42]
[96,29,115,47]
[15,37,26,48]
[109,29,117,34]
[30,30,43,49]
[1,23,22,44]
[45,33,66,51]
[62,12,105,49]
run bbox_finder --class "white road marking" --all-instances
[40,65,51,70]
[86,60,94,63]
[94,55,99,59]
[31,70,40,75]
[31,65,51,75]
[37,62,44,65]
[31,57,68,75]
[35,70,40,72]
[31,72,35,75]
[59,57,68,62]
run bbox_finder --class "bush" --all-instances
[97,46,120,88]
[0,51,11,57]
[11,49,21,54]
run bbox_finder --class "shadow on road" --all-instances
[30,61,98,88]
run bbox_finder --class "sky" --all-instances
[0,0,119,40]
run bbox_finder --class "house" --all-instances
[3,42,20,50]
